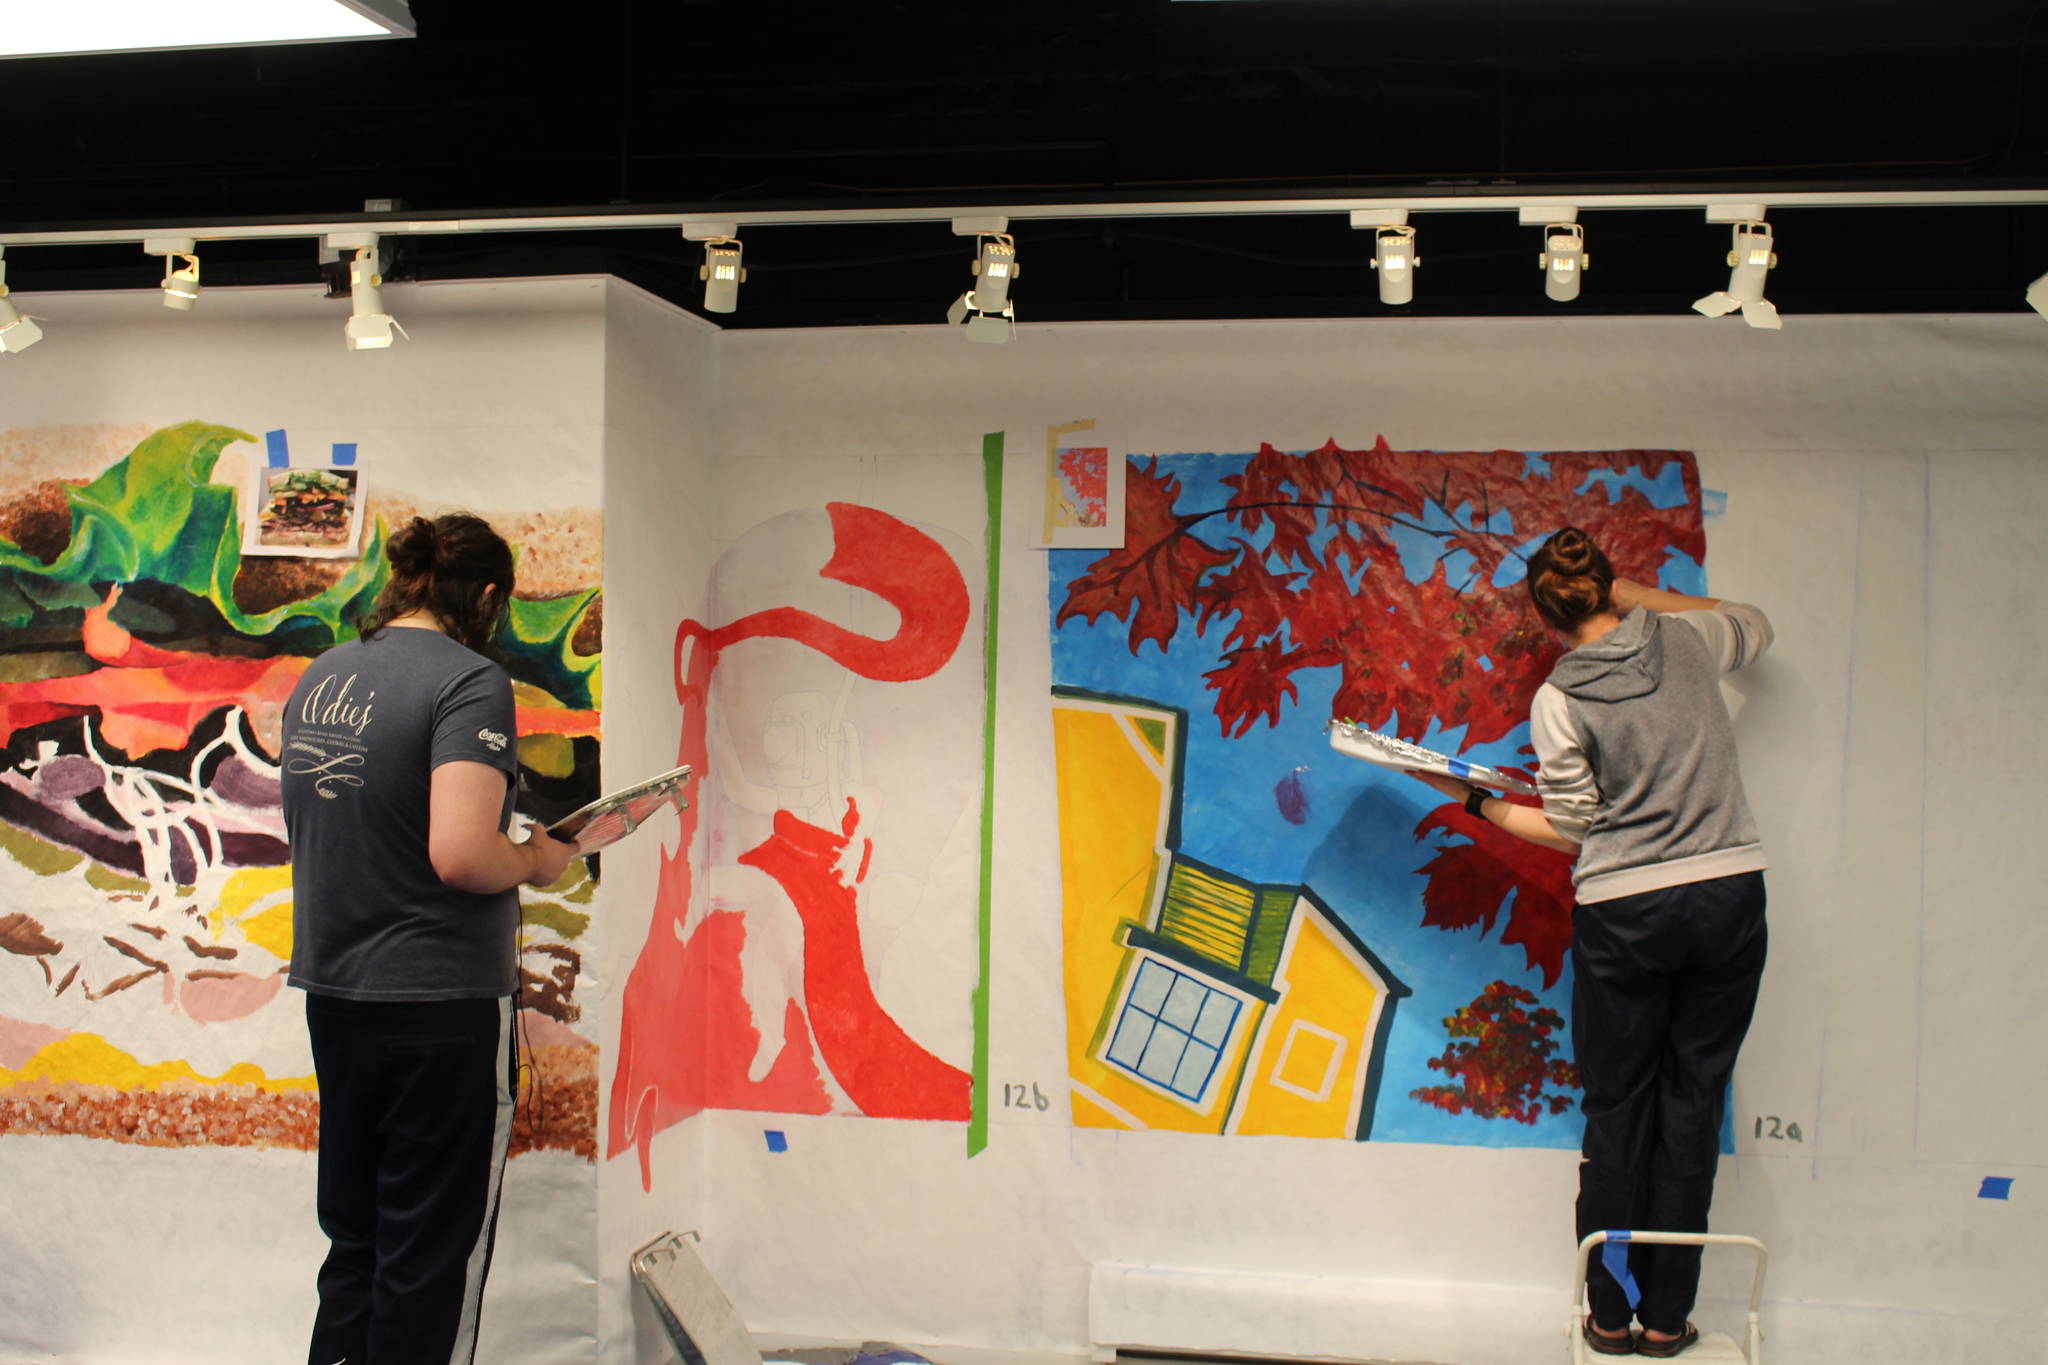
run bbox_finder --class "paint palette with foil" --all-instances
[548,764,693,852]
[1325,721,1538,795]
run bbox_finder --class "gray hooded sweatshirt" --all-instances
[1528,601,1773,904]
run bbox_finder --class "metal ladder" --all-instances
[1569,1231,1769,1364]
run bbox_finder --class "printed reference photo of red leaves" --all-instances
[1056,436,1706,1002]
[1411,979,1581,1124]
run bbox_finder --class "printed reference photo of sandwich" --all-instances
[254,467,360,550]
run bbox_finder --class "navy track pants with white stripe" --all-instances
[305,993,515,1365]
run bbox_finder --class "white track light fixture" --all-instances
[947,229,1018,343]
[946,288,1015,343]
[2027,270,2048,321]
[346,248,397,349]
[1371,224,1419,305]
[329,236,405,350]
[971,232,1019,312]
[146,237,201,310]
[1693,219,1781,329]
[698,237,745,314]
[1538,222,1588,302]
[163,255,201,309]
[0,249,43,353]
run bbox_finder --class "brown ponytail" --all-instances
[1525,526,1615,632]
[362,513,515,654]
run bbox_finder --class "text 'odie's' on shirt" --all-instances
[280,627,521,1000]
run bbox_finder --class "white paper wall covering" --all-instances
[702,315,2048,1365]
[591,278,726,1365]
[0,280,608,1365]
[5,296,2047,1365]
[485,1152,604,1363]
[1919,450,2048,1166]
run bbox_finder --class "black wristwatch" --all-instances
[1463,786,1488,818]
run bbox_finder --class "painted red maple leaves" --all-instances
[1057,435,1706,998]
[1416,801,1579,988]
[1059,458,1237,659]
[1058,436,1703,747]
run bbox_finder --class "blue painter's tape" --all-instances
[330,442,358,466]
[1446,757,1473,779]
[1607,1230,1633,1241]
[1601,1239,1642,1310]
[265,429,290,468]
[1979,1176,2013,1200]
[764,1130,787,1154]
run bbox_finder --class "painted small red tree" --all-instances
[1411,979,1580,1123]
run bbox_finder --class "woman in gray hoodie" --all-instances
[1410,526,1773,1359]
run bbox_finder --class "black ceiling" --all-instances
[4,0,2045,328]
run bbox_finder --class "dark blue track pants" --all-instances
[1573,871,1767,1335]
[305,994,516,1365]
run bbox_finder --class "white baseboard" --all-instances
[1088,1263,1566,1365]
[753,1331,1089,1365]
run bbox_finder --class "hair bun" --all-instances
[1524,526,1616,631]
[387,516,441,576]
[1545,526,1596,574]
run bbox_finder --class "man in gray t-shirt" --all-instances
[281,626,522,1000]
[285,513,575,1365]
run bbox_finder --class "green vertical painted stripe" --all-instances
[969,430,1003,1157]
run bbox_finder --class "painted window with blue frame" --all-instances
[1103,956,1243,1104]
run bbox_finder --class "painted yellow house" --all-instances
[1052,688,1409,1139]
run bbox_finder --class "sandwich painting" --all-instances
[0,421,604,1159]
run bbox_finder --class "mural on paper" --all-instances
[0,422,603,1158]
[610,499,983,1188]
[1049,437,1708,1146]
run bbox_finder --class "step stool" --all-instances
[632,1230,938,1365]
[631,1230,765,1365]
[1569,1231,1768,1365]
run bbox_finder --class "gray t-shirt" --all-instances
[281,626,520,1000]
